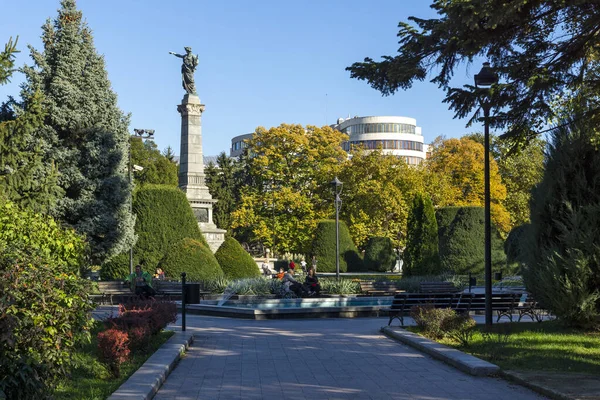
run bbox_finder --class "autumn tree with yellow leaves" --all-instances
[230,124,347,255]
[424,136,510,235]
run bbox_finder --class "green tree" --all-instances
[403,194,440,276]
[347,1,600,143]
[0,38,61,212]
[524,117,600,328]
[21,0,134,265]
[130,137,178,186]
[339,147,424,250]
[231,124,347,254]
[205,152,242,231]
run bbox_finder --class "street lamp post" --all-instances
[331,177,343,280]
[129,129,155,274]
[474,62,498,328]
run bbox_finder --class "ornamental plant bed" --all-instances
[53,320,174,400]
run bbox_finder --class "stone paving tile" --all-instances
[154,315,547,400]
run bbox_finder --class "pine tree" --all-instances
[21,0,134,264]
[205,152,241,231]
[524,116,600,328]
[0,37,61,212]
[403,194,440,276]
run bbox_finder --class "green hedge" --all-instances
[159,238,223,282]
[101,185,207,280]
[215,236,260,279]
[437,206,506,275]
[364,237,396,272]
[310,220,362,273]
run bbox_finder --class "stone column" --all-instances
[177,94,225,252]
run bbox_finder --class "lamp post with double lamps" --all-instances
[331,177,343,280]
[474,62,498,328]
[129,128,155,274]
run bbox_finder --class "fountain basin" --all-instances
[180,296,393,319]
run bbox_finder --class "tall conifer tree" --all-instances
[21,0,134,264]
[403,193,440,276]
[0,37,61,212]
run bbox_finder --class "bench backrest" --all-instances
[360,280,402,293]
[390,292,470,311]
[466,293,520,310]
[98,281,129,293]
[419,281,460,293]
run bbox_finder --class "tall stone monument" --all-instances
[171,47,225,252]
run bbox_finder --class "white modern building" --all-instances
[230,133,252,157]
[332,116,428,165]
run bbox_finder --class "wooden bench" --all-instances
[359,281,404,296]
[514,293,545,322]
[466,293,522,322]
[94,281,134,305]
[153,280,211,302]
[419,281,460,293]
[384,292,546,326]
[384,292,470,326]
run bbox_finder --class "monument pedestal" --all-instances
[177,94,225,252]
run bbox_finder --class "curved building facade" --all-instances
[333,116,428,165]
[230,133,252,157]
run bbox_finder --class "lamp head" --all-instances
[330,176,343,194]
[474,62,498,88]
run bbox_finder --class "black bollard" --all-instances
[181,272,186,332]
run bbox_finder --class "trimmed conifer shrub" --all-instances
[101,185,207,280]
[437,206,505,275]
[159,238,223,282]
[504,224,530,274]
[215,236,260,279]
[403,194,440,276]
[523,118,600,328]
[364,237,396,272]
[310,220,362,273]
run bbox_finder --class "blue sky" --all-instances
[1,0,485,157]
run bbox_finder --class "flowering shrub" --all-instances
[97,329,130,377]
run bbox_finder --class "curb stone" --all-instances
[381,326,500,376]
[107,330,194,400]
[500,371,575,400]
[382,326,579,400]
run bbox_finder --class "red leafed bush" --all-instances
[105,299,177,352]
[97,329,130,377]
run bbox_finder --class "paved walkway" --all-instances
[153,315,546,400]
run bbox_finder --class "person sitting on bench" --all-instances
[281,265,308,297]
[126,264,156,299]
[304,267,320,296]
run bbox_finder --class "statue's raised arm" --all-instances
[170,47,199,95]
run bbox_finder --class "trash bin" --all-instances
[185,283,201,304]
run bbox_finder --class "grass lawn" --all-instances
[53,320,175,400]
[408,320,600,374]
